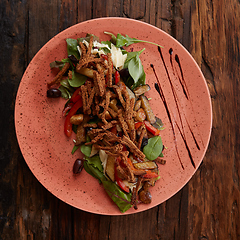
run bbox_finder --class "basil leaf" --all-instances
[143,136,163,160]
[66,38,80,59]
[131,69,146,90]
[124,48,145,65]
[68,70,87,88]
[124,49,145,85]
[128,55,143,84]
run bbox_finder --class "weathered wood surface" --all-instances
[0,0,239,239]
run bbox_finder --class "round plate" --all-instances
[15,17,212,215]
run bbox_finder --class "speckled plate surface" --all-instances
[15,17,212,215]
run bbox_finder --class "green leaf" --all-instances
[84,161,104,182]
[81,144,92,157]
[68,70,87,88]
[71,145,80,154]
[124,48,145,65]
[58,85,71,99]
[84,154,133,213]
[104,32,117,45]
[78,33,100,44]
[60,79,74,91]
[128,55,143,83]
[72,124,78,134]
[102,180,132,213]
[85,155,103,173]
[50,60,65,69]
[124,49,145,85]
[50,58,72,69]
[143,136,163,160]
[101,40,112,48]
[159,152,164,157]
[114,33,163,48]
[66,38,80,59]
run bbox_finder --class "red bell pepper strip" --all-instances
[114,71,120,84]
[100,54,108,61]
[70,86,82,103]
[143,170,159,179]
[110,125,117,135]
[135,122,143,130]
[62,102,74,117]
[144,121,161,136]
[114,157,130,193]
[64,98,83,137]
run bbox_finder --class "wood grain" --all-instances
[0,0,239,239]
[189,0,240,239]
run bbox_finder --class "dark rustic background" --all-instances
[1,0,240,239]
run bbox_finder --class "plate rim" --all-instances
[14,17,213,215]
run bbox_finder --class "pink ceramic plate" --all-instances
[15,18,212,215]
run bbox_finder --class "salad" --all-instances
[47,32,165,213]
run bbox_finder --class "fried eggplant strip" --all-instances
[47,62,70,88]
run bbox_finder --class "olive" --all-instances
[47,88,61,98]
[119,68,130,79]
[68,55,78,64]
[73,159,84,174]
[141,137,148,150]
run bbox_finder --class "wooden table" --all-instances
[1,0,239,239]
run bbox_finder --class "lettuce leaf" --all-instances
[84,155,132,212]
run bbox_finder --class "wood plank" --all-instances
[28,0,60,60]
[59,0,78,30]
[92,0,123,18]
[189,0,240,239]
[1,0,239,239]
[0,0,28,239]
[77,0,93,22]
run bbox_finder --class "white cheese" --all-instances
[92,41,111,50]
[110,43,127,70]
[99,150,108,174]
[80,40,127,70]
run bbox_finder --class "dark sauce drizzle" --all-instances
[151,46,200,169]
[169,48,201,150]
[174,52,189,99]
[151,65,184,170]
[174,52,204,149]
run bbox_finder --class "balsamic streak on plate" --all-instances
[151,46,204,169]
